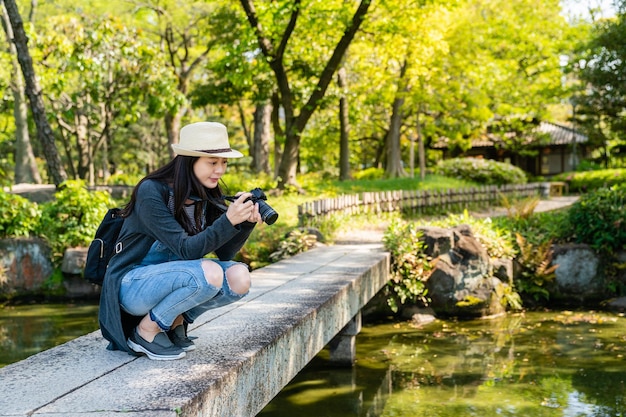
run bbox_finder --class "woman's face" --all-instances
[193,157,228,189]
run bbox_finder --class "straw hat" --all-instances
[171,122,243,158]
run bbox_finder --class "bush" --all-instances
[567,185,626,252]
[0,190,41,238]
[352,167,385,180]
[433,157,527,185]
[553,168,626,193]
[37,180,116,265]
[383,220,432,313]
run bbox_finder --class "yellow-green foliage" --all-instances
[383,220,432,313]
[554,168,626,193]
[433,157,527,185]
[501,195,540,220]
[0,190,41,238]
[456,295,483,307]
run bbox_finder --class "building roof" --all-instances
[433,121,588,149]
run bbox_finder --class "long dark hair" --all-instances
[121,156,226,234]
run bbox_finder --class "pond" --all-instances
[2,306,625,417]
[258,310,626,417]
[0,302,99,368]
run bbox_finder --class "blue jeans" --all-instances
[119,241,248,331]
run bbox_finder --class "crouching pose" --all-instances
[99,122,261,360]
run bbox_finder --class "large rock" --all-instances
[420,225,507,318]
[0,238,53,296]
[62,247,100,298]
[550,243,604,303]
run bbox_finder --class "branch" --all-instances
[296,0,372,133]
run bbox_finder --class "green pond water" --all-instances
[259,311,626,417]
[0,302,99,367]
[2,306,625,417]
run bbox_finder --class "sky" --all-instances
[561,0,617,21]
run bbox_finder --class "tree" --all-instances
[239,0,371,190]
[349,0,571,174]
[131,0,230,157]
[572,6,626,167]
[3,0,66,185]
[337,66,351,181]
[346,0,456,177]
[190,3,275,175]
[0,0,41,184]
[38,14,177,185]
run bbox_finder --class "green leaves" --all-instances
[433,157,528,185]
[37,180,116,265]
[0,191,41,238]
[567,185,626,252]
[383,220,432,312]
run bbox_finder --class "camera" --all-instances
[224,188,279,225]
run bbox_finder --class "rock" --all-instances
[0,238,53,296]
[419,226,453,257]
[419,225,507,318]
[61,247,100,299]
[604,296,626,312]
[61,247,88,275]
[492,258,513,283]
[551,244,603,303]
[401,306,437,326]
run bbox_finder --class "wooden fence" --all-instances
[297,182,549,227]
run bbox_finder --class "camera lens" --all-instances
[257,200,278,225]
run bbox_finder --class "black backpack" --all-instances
[84,208,125,285]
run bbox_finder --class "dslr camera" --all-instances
[225,188,278,225]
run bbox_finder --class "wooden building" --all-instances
[433,121,589,177]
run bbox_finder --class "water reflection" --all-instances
[0,302,99,368]
[259,311,626,417]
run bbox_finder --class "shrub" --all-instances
[0,190,41,238]
[383,220,432,313]
[352,167,385,180]
[567,185,626,253]
[513,233,558,301]
[553,168,626,193]
[433,157,527,185]
[37,180,116,265]
[269,229,318,263]
[492,209,571,247]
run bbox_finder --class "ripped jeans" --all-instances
[119,241,248,331]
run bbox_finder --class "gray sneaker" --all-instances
[167,325,196,351]
[127,328,186,360]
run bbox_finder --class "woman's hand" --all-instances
[226,193,262,225]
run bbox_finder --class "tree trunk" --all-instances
[338,66,351,181]
[165,111,182,160]
[237,101,252,152]
[252,102,272,174]
[385,59,409,178]
[1,0,41,184]
[271,93,284,179]
[385,95,407,178]
[417,109,426,180]
[4,0,67,185]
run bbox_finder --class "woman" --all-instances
[98,122,261,360]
